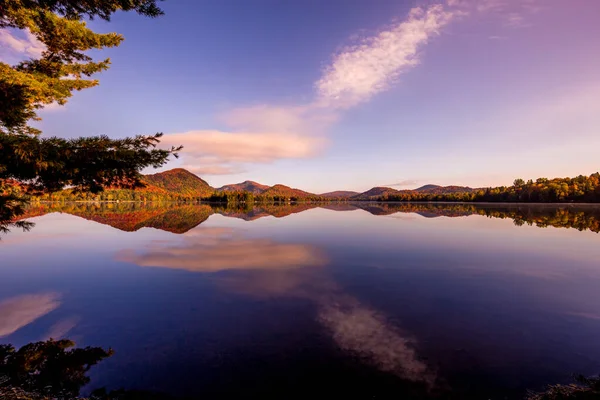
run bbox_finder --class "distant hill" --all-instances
[262,184,317,199]
[352,187,400,200]
[414,184,441,191]
[143,168,214,197]
[414,185,474,194]
[32,167,485,203]
[320,191,359,198]
[218,180,270,194]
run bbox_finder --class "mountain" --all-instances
[414,185,474,194]
[414,184,441,191]
[320,191,359,198]
[218,180,270,194]
[352,187,400,200]
[143,168,215,197]
[261,184,318,199]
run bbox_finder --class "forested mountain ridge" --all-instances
[261,184,316,198]
[414,185,474,194]
[26,169,600,204]
[144,168,214,197]
[218,181,270,194]
[320,191,360,198]
[352,187,401,200]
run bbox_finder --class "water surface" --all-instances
[2,203,600,399]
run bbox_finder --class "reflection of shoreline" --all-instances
[19,202,600,234]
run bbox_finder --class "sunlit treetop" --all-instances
[0,0,163,135]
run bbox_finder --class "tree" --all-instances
[0,339,113,398]
[0,0,181,232]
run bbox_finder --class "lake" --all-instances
[2,202,600,399]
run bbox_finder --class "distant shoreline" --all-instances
[28,200,600,206]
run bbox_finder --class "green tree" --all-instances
[0,0,181,232]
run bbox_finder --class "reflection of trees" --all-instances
[212,202,319,220]
[9,202,600,238]
[0,339,113,398]
[0,339,178,399]
[0,192,34,237]
[17,203,214,234]
[526,375,600,399]
[354,203,600,233]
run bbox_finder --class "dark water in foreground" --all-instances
[2,202,600,399]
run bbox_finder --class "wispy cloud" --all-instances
[165,0,539,176]
[160,130,326,174]
[505,12,530,28]
[0,293,61,338]
[386,180,419,188]
[0,29,45,63]
[316,5,457,109]
[451,0,540,28]
[166,4,459,175]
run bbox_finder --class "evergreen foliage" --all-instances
[0,0,180,232]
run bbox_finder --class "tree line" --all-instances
[380,173,600,203]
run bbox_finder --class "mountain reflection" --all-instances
[16,202,600,235]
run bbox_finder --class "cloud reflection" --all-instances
[218,268,434,384]
[118,228,325,273]
[0,293,61,338]
[119,226,432,385]
[43,316,79,340]
[317,295,432,384]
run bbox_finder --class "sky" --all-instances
[2,0,600,193]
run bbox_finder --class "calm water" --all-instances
[2,203,600,399]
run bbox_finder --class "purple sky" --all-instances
[2,0,599,192]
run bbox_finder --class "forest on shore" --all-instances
[24,171,600,204]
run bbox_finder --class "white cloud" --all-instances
[164,4,458,175]
[0,29,45,62]
[315,5,456,109]
[184,164,245,176]
[505,12,530,28]
[171,1,549,176]
[452,0,540,28]
[0,293,61,338]
[160,130,326,170]
[387,180,419,188]
[222,104,339,135]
